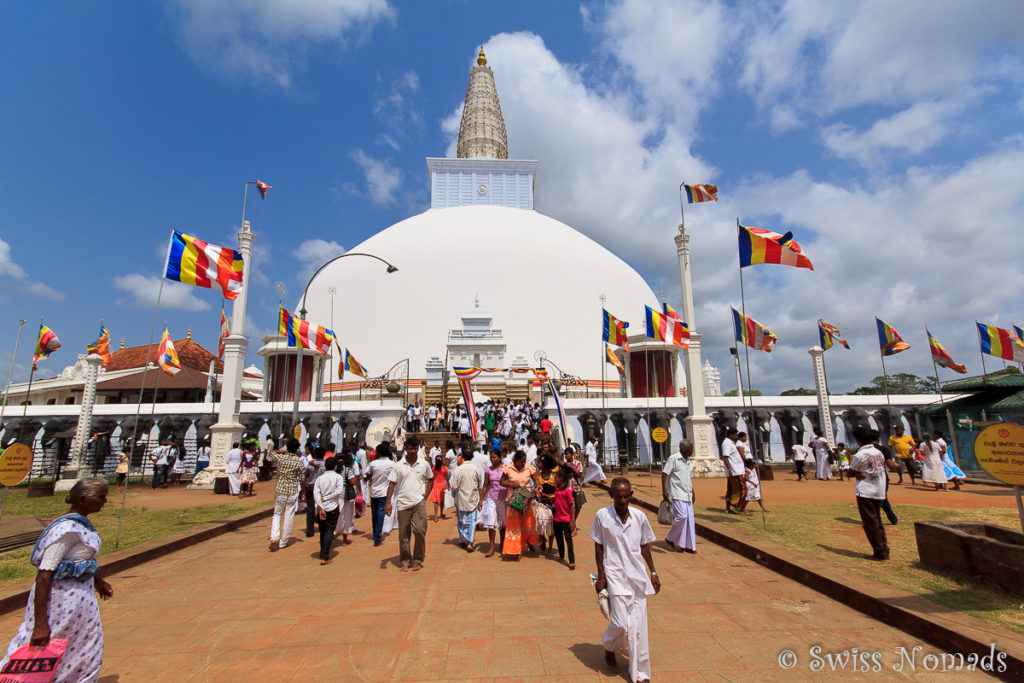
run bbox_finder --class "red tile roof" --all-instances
[105,338,224,374]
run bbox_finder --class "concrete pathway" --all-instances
[0,488,994,681]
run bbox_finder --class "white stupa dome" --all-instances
[301,204,659,380]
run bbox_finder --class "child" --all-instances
[551,469,577,569]
[836,443,850,481]
[743,459,769,514]
[427,456,448,522]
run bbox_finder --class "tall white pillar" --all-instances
[192,220,254,489]
[674,225,723,477]
[809,346,835,448]
[56,353,103,491]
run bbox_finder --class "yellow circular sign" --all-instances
[973,423,1024,486]
[651,427,668,443]
[0,444,33,487]
[293,424,303,440]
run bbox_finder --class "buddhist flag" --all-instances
[278,306,334,353]
[738,224,814,270]
[732,308,777,352]
[645,305,689,348]
[605,343,625,375]
[818,319,849,351]
[976,322,1024,362]
[256,180,273,199]
[876,318,910,356]
[86,322,112,365]
[1015,324,1024,345]
[165,230,244,300]
[344,349,367,378]
[927,330,967,374]
[218,307,230,359]
[32,324,61,370]
[683,184,718,203]
[158,327,181,375]
[602,309,630,351]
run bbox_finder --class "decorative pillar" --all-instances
[192,220,254,489]
[674,225,723,477]
[809,346,835,448]
[56,354,103,491]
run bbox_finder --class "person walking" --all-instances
[919,432,948,491]
[480,449,507,557]
[551,469,577,569]
[450,451,485,552]
[661,441,696,553]
[935,431,965,490]
[810,429,831,480]
[849,427,890,561]
[591,477,661,683]
[149,440,170,489]
[195,439,211,475]
[427,456,448,522]
[720,429,747,515]
[583,435,606,485]
[888,426,918,485]
[268,438,305,552]
[366,441,396,546]
[312,456,344,565]
[791,442,809,481]
[334,452,360,545]
[225,441,243,495]
[500,450,538,560]
[304,447,327,538]
[385,438,433,571]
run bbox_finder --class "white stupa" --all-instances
[300,48,660,384]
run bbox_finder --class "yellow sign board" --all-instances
[973,423,1024,486]
[651,427,668,443]
[293,424,303,440]
[0,444,33,487]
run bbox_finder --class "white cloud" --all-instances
[113,273,212,311]
[169,0,395,87]
[373,70,423,148]
[293,238,346,281]
[351,149,402,205]
[0,237,64,300]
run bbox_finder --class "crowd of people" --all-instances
[403,398,554,444]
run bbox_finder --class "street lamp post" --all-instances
[290,253,398,427]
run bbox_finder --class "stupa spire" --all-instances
[456,46,509,160]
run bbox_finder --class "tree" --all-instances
[780,387,816,396]
[724,389,762,397]
[848,373,938,395]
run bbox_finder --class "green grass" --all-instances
[634,488,1024,635]
[0,488,267,589]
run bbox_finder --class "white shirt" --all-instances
[849,444,887,500]
[429,446,441,460]
[153,444,169,466]
[791,444,808,462]
[662,453,693,502]
[366,458,396,498]
[450,461,484,511]
[313,470,345,512]
[459,416,471,434]
[427,406,437,420]
[810,436,830,459]
[196,446,211,463]
[585,441,599,464]
[225,448,242,474]
[526,444,538,466]
[589,505,656,597]
[936,437,948,456]
[721,438,743,476]
[388,456,434,511]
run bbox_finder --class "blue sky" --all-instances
[2,0,1023,393]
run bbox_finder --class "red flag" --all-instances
[218,307,230,358]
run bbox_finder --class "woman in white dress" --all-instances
[920,433,948,491]
[1,478,113,682]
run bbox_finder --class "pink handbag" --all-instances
[354,492,366,517]
[0,638,68,682]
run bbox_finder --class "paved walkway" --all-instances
[0,487,995,681]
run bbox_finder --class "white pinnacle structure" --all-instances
[809,346,836,448]
[55,353,103,492]
[456,48,508,160]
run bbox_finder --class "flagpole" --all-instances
[976,320,989,381]
[658,290,670,464]
[599,295,607,465]
[20,319,44,489]
[0,319,27,427]
[879,352,896,432]
[328,287,336,442]
[736,220,759,461]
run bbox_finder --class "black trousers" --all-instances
[318,508,340,560]
[856,496,889,559]
[795,460,806,478]
[305,485,317,536]
[552,520,574,564]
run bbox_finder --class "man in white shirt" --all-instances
[661,441,695,552]
[720,429,747,515]
[450,451,485,552]
[386,437,433,571]
[583,435,607,485]
[458,413,471,437]
[194,440,211,475]
[810,428,832,480]
[313,455,344,565]
[225,442,243,495]
[426,404,438,431]
[849,427,890,561]
[366,442,396,546]
[525,436,539,467]
[791,442,809,481]
[150,441,170,489]
[591,478,661,683]
[304,448,326,538]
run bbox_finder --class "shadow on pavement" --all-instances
[568,642,628,680]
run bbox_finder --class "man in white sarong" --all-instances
[591,478,661,683]
[225,441,243,495]
[661,440,696,552]
[810,428,832,480]
[583,435,606,485]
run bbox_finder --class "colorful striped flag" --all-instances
[218,307,230,359]
[344,349,367,377]
[876,318,910,356]
[1014,324,1024,346]
[605,343,625,375]
[732,308,777,352]
[32,324,61,370]
[532,368,568,446]
[86,322,112,365]
[158,327,181,375]
[818,319,849,351]
[602,309,630,351]
[683,183,718,203]
[165,230,244,300]
[453,367,481,440]
[278,306,333,353]
[738,224,814,270]
[256,180,273,199]
[976,322,1024,362]
[645,305,689,348]
[927,330,967,374]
